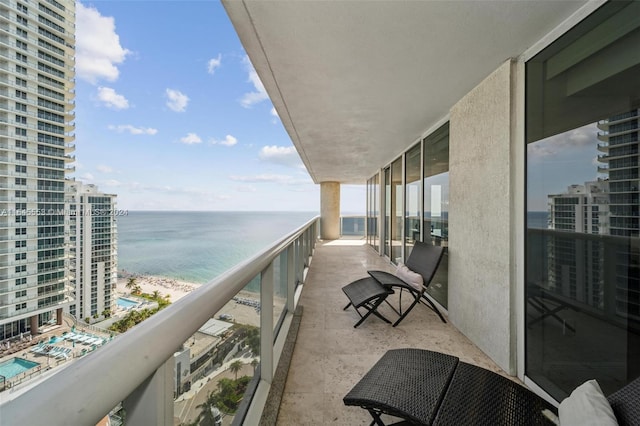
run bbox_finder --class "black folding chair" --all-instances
[342,241,446,327]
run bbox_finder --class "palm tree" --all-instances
[195,391,218,426]
[229,360,243,381]
[125,277,137,291]
[152,290,161,300]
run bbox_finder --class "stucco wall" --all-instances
[448,60,516,373]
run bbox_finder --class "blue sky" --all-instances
[74,1,365,213]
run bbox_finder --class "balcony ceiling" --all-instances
[223,0,590,184]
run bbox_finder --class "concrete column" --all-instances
[320,182,340,240]
[56,308,63,325]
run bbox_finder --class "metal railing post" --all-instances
[122,356,174,426]
[260,262,274,383]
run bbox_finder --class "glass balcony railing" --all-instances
[0,216,319,425]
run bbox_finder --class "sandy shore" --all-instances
[116,274,263,327]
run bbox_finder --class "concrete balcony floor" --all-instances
[276,238,505,425]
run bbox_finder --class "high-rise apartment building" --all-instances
[597,108,640,237]
[67,182,117,322]
[0,0,75,340]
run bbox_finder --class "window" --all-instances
[15,277,27,286]
[404,143,421,258]
[15,302,27,311]
[15,114,27,124]
[15,216,27,223]
[16,153,27,161]
[15,227,26,235]
[15,90,27,99]
[422,123,450,308]
[16,39,28,50]
[15,253,26,260]
[15,140,27,149]
[526,1,640,401]
[15,290,27,298]
[15,65,27,75]
[15,77,27,87]
[15,190,26,198]
[17,28,28,38]
[15,165,27,173]
[15,265,26,273]
[17,15,28,26]
[15,52,27,63]
[17,3,28,13]
[15,128,27,136]
[15,240,27,248]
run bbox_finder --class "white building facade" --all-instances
[67,182,117,322]
[0,0,75,340]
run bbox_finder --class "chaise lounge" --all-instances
[342,241,446,327]
[344,348,640,425]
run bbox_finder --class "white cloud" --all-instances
[235,185,257,193]
[240,56,269,108]
[81,173,95,181]
[270,107,279,117]
[528,123,598,159]
[108,124,158,135]
[166,89,189,112]
[259,145,303,168]
[97,87,129,110]
[104,179,122,187]
[229,174,294,184]
[207,54,222,75]
[76,3,130,84]
[211,135,238,147]
[180,133,202,145]
[97,165,113,173]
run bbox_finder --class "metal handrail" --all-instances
[0,216,319,425]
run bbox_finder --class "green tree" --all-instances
[229,360,243,380]
[195,391,219,426]
[250,358,258,373]
[152,290,161,300]
[125,277,137,290]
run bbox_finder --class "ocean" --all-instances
[116,211,317,284]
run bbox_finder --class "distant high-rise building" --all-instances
[67,183,117,322]
[0,0,76,339]
[547,181,609,308]
[597,108,640,237]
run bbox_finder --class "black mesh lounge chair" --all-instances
[343,241,446,328]
[344,348,640,425]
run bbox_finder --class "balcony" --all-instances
[0,218,501,425]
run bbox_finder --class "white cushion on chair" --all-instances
[395,263,424,291]
[558,379,617,426]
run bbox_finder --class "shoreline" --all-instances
[116,271,262,327]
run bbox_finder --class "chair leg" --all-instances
[392,297,421,327]
[353,300,391,328]
[420,294,447,323]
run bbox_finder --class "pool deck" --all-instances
[0,318,112,393]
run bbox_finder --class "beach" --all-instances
[116,274,263,327]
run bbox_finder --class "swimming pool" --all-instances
[117,297,140,309]
[0,357,39,379]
